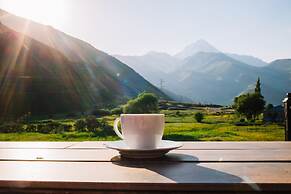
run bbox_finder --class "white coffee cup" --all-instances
[113,114,165,149]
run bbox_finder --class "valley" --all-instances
[115,40,291,105]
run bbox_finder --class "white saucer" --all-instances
[104,140,182,159]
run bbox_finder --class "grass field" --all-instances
[0,108,285,141]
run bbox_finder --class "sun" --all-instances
[0,0,68,28]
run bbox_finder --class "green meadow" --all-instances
[0,108,284,141]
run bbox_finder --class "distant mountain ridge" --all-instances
[267,59,291,74]
[0,9,167,117]
[175,39,220,59]
[115,51,181,86]
[226,53,268,67]
[115,40,289,105]
[1,8,288,107]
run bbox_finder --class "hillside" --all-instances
[116,42,290,105]
[168,52,259,103]
[0,22,90,117]
[171,52,289,104]
[267,59,291,75]
[226,53,267,67]
[0,10,167,117]
[114,51,180,86]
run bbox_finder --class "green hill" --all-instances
[0,10,167,118]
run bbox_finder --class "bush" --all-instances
[85,118,114,135]
[25,124,37,133]
[63,124,72,132]
[37,124,51,134]
[123,92,159,114]
[87,126,101,134]
[75,119,87,132]
[46,122,68,134]
[194,112,204,123]
[85,115,99,131]
[111,107,123,115]
[99,118,114,134]
[0,123,24,133]
[24,122,72,134]
[91,109,111,117]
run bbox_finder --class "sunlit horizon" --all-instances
[0,0,69,28]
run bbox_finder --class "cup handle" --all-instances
[113,118,124,139]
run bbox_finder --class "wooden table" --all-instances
[0,141,291,193]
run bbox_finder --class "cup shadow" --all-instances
[110,153,243,184]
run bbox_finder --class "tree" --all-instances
[234,93,265,120]
[255,77,261,95]
[233,78,266,120]
[266,103,274,110]
[194,112,204,123]
[123,92,159,114]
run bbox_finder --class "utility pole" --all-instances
[283,93,291,141]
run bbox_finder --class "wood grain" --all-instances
[1,148,291,162]
[0,142,75,149]
[67,141,291,150]
[0,161,290,192]
[0,141,291,193]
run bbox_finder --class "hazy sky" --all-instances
[0,0,290,62]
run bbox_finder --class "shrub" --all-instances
[75,119,87,132]
[0,123,24,133]
[99,118,114,134]
[37,124,51,134]
[111,107,123,115]
[265,103,274,110]
[90,118,114,136]
[123,92,159,114]
[87,126,101,134]
[25,124,37,133]
[91,109,111,117]
[45,122,65,134]
[85,115,99,131]
[194,112,204,123]
[63,124,72,132]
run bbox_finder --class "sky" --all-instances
[0,0,290,62]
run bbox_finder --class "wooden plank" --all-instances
[0,149,118,161]
[0,142,76,149]
[180,141,291,150]
[1,148,291,162]
[0,141,290,150]
[66,141,106,149]
[5,189,286,194]
[67,141,291,150]
[0,161,290,192]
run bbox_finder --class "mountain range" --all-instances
[0,9,167,117]
[0,8,289,116]
[115,40,290,105]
